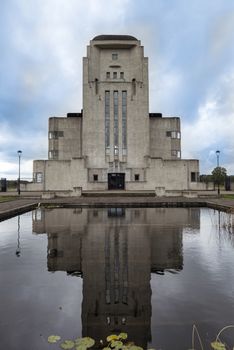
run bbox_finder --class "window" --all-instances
[105,91,110,152]
[93,174,98,181]
[166,131,171,137]
[112,53,118,60]
[171,150,181,158]
[95,78,99,94]
[120,72,124,79]
[49,150,58,159]
[113,72,117,79]
[49,131,64,139]
[191,172,197,182]
[132,78,136,95]
[171,131,181,139]
[135,174,140,181]
[122,91,127,154]
[113,91,119,154]
[34,172,43,183]
[106,72,110,79]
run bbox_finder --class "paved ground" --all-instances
[0,194,234,222]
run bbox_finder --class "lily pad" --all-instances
[75,337,95,348]
[107,335,119,342]
[111,340,123,349]
[48,335,61,343]
[75,345,88,350]
[119,333,128,340]
[60,340,75,349]
[211,341,226,350]
[129,346,143,350]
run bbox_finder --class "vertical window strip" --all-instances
[113,91,119,155]
[105,91,110,151]
[122,91,127,153]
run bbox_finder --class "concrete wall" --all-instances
[150,116,181,159]
[49,116,82,160]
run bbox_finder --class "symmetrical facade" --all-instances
[31,35,199,194]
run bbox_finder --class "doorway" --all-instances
[108,173,125,190]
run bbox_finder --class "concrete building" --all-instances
[31,35,200,195]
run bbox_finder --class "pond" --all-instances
[0,207,234,350]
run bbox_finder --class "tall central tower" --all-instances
[82,35,149,188]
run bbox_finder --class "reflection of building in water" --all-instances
[33,207,200,348]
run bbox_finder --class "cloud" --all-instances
[182,71,234,174]
[1,0,234,179]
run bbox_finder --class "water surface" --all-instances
[0,207,234,349]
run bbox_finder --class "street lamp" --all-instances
[216,150,220,167]
[216,150,220,195]
[17,150,22,195]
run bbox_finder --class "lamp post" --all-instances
[17,150,22,195]
[216,150,220,195]
[216,150,220,167]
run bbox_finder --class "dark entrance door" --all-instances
[108,173,125,190]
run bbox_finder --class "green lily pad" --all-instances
[48,335,61,343]
[111,340,123,349]
[75,345,88,350]
[75,337,95,348]
[211,341,226,350]
[60,340,75,349]
[119,333,128,340]
[129,346,143,350]
[107,335,119,342]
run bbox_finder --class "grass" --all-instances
[221,194,234,199]
[0,195,18,203]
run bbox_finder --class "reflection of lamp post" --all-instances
[16,215,21,257]
[216,150,220,195]
[17,150,22,195]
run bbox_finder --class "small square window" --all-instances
[106,72,110,79]
[112,53,118,60]
[135,174,140,181]
[166,131,171,137]
[93,174,98,181]
[120,72,124,79]
[113,72,117,79]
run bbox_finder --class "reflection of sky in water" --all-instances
[0,208,233,350]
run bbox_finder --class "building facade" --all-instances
[31,35,200,194]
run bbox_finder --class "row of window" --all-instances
[93,174,140,182]
[106,72,124,79]
[49,131,64,139]
[105,90,127,156]
[166,131,181,139]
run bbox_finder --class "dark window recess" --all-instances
[120,72,124,79]
[166,131,171,137]
[113,72,117,79]
[132,78,136,95]
[135,174,140,181]
[106,72,110,79]
[93,174,98,181]
[95,78,99,94]
[191,172,196,182]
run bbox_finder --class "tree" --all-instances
[212,167,227,194]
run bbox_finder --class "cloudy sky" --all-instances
[1,0,234,180]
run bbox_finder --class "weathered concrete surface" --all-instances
[0,195,234,222]
[0,199,39,221]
